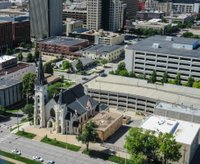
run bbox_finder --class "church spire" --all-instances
[37,56,45,86]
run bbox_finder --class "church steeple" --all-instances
[37,56,46,86]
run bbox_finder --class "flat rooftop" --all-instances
[38,37,88,46]
[83,45,123,54]
[156,102,200,116]
[127,35,200,58]
[84,75,200,109]
[91,111,122,131]
[0,55,16,64]
[141,116,200,145]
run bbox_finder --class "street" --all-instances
[0,121,112,164]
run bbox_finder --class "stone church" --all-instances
[34,58,107,134]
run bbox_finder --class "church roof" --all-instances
[67,95,98,116]
[54,84,85,105]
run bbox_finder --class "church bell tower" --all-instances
[34,56,48,128]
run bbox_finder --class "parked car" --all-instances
[32,156,44,162]
[47,161,56,164]
[82,77,89,81]
[11,149,21,155]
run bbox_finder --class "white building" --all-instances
[141,116,200,164]
[66,18,83,36]
[125,35,200,81]
[82,44,124,61]
[0,1,11,9]
[86,0,102,30]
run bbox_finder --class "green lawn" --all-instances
[83,149,132,164]
[0,149,40,164]
[41,136,81,152]
[16,131,36,139]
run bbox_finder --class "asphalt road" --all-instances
[0,123,112,164]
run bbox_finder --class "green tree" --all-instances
[17,52,23,61]
[44,62,54,75]
[187,76,195,87]
[130,153,147,164]
[27,53,33,62]
[119,69,129,77]
[158,133,182,164]
[76,59,83,72]
[149,70,157,83]
[161,72,169,84]
[77,121,97,151]
[34,50,40,61]
[62,60,71,70]
[22,73,36,103]
[124,128,159,162]
[22,104,34,118]
[48,82,63,98]
[129,71,136,78]
[182,32,194,38]
[175,73,181,85]
[101,59,108,67]
[193,81,200,88]
[117,62,126,71]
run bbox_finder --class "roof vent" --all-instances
[166,36,173,41]
[152,43,160,48]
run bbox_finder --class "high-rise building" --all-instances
[87,0,126,32]
[29,0,63,39]
[86,0,102,30]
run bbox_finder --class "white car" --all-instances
[32,156,44,162]
[11,149,21,155]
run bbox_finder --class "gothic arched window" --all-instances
[50,108,55,118]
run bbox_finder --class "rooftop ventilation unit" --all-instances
[152,43,160,48]
[166,36,173,41]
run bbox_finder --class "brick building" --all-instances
[36,37,89,59]
[0,21,13,50]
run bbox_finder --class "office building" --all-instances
[29,0,63,39]
[66,18,83,36]
[84,75,200,113]
[87,0,125,32]
[136,10,165,20]
[0,21,12,50]
[121,0,139,18]
[172,0,200,14]
[0,1,11,9]
[125,35,200,81]
[141,116,200,164]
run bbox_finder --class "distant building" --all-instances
[91,111,123,141]
[172,0,200,14]
[121,0,139,19]
[141,115,200,164]
[125,35,200,81]
[0,1,11,9]
[136,10,165,20]
[133,19,169,31]
[0,55,17,70]
[71,57,95,72]
[164,13,193,23]
[82,44,124,62]
[0,21,12,50]
[69,29,124,45]
[29,0,63,39]
[36,37,89,59]
[0,15,30,45]
[66,18,83,36]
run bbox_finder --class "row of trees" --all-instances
[125,128,182,164]
[17,50,40,62]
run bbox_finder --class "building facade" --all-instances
[29,0,63,39]
[125,35,200,81]
[0,21,12,50]
[172,0,200,13]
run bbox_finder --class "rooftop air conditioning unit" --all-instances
[152,43,160,48]
[166,36,173,41]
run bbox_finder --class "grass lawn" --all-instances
[16,131,36,139]
[83,149,132,164]
[41,136,81,152]
[0,149,40,164]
